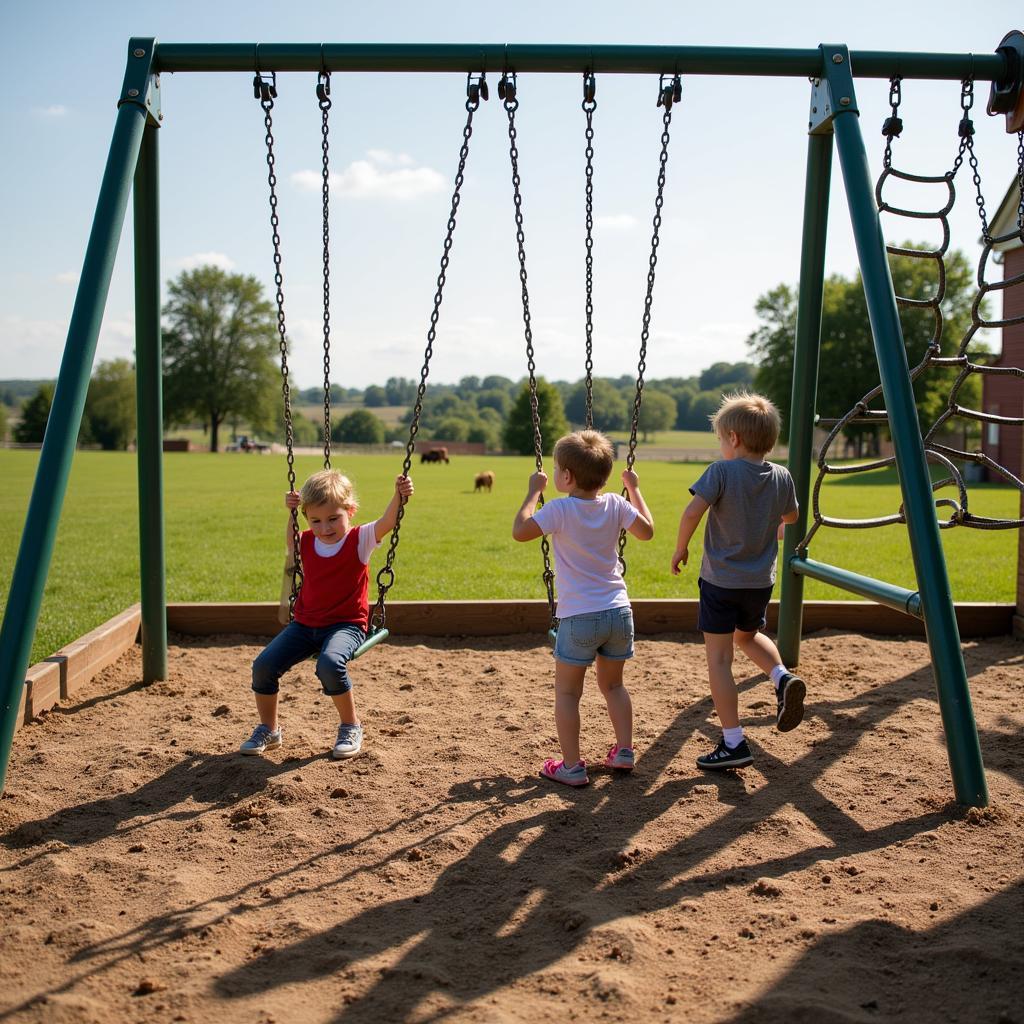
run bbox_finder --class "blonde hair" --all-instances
[300,469,357,512]
[553,430,615,491]
[711,392,781,455]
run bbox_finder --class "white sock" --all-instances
[770,665,788,689]
[723,725,745,748]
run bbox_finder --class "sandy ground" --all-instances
[0,630,1022,1024]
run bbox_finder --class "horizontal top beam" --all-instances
[152,42,1009,81]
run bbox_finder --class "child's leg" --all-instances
[703,632,740,729]
[252,622,319,728]
[317,624,366,724]
[595,655,632,750]
[734,628,785,677]
[554,660,587,766]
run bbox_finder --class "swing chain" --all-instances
[950,79,991,242]
[583,71,597,430]
[255,74,301,615]
[368,78,484,634]
[618,75,679,575]
[881,75,902,168]
[1016,130,1024,240]
[504,74,557,629]
[319,71,333,469]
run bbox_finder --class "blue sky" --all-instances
[0,1,1019,390]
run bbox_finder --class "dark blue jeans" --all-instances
[252,621,366,696]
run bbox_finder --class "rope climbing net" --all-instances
[798,77,1024,555]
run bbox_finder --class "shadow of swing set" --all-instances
[1,35,1023,806]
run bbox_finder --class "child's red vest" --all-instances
[293,526,369,630]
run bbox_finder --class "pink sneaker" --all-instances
[540,758,590,787]
[604,745,635,770]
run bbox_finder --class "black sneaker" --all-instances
[696,738,753,771]
[776,673,806,733]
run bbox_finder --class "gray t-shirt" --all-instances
[690,459,797,588]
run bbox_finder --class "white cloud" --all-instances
[34,105,68,117]
[177,252,236,271]
[291,150,444,201]
[55,271,79,285]
[595,214,638,231]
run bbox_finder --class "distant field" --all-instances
[0,450,1018,662]
[607,428,719,449]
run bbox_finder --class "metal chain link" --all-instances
[502,73,557,630]
[254,73,302,617]
[318,71,333,469]
[367,79,484,634]
[617,74,680,575]
[881,75,902,168]
[1017,130,1024,240]
[950,78,992,242]
[582,72,597,429]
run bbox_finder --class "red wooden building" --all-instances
[980,180,1023,630]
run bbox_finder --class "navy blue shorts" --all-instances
[697,578,774,635]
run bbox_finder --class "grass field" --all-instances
[0,450,1018,663]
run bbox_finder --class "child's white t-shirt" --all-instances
[531,494,638,618]
[314,520,381,564]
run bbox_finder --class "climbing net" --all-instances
[798,78,1024,555]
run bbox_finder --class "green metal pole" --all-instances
[777,122,833,667]
[134,121,167,683]
[0,42,155,790]
[824,45,987,806]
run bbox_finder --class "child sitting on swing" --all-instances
[240,469,413,761]
[513,430,654,787]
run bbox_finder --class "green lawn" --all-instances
[0,450,1018,663]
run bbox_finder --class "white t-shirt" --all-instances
[532,494,638,618]
[314,520,381,564]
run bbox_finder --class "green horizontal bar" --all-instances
[152,42,1008,81]
[351,627,388,661]
[790,556,922,617]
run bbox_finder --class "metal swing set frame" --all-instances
[1,35,1022,802]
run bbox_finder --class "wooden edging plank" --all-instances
[166,599,1016,639]
[16,604,141,734]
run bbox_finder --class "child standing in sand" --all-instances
[671,392,806,770]
[241,469,413,761]
[513,430,654,787]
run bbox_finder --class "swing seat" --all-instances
[547,627,558,648]
[352,627,389,660]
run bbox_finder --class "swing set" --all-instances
[0,36,1022,807]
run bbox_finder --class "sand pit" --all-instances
[0,630,1021,1023]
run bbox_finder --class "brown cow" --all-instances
[420,446,450,464]
[474,470,495,492]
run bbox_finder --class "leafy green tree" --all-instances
[162,266,279,452]
[434,417,470,442]
[673,383,698,429]
[699,361,756,392]
[332,408,386,444]
[83,358,136,451]
[476,388,511,417]
[384,377,416,404]
[504,378,569,456]
[364,384,388,407]
[564,378,628,431]
[481,374,515,395]
[685,390,722,432]
[13,383,54,443]
[748,246,980,447]
[636,389,677,441]
[0,402,8,443]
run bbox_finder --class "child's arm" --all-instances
[671,494,710,575]
[622,469,654,541]
[374,475,414,542]
[777,505,800,539]
[284,490,302,554]
[512,470,547,542]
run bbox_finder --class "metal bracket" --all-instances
[987,29,1024,133]
[807,77,834,135]
[810,43,859,136]
[117,36,161,128]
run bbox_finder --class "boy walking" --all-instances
[671,393,806,770]
[513,430,654,786]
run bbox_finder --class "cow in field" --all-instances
[474,471,495,492]
[420,446,450,464]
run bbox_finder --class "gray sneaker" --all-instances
[332,723,363,760]
[240,723,282,756]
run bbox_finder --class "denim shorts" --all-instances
[554,606,634,666]
[697,577,774,635]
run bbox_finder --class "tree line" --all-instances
[3,249,985,453]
